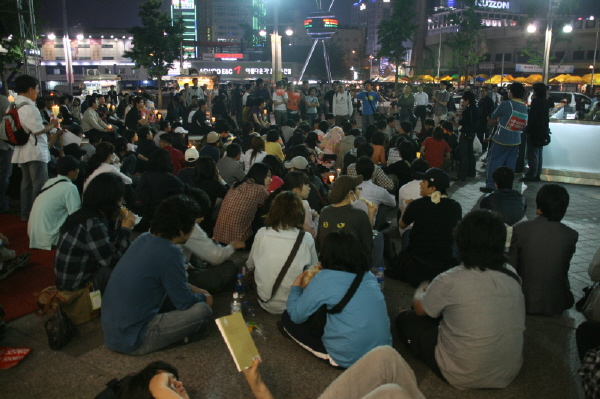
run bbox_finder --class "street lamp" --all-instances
[562,24,573,33]
[259,30,267,37]
[285,28,293,36]
[527,24,537,33]
[47,33,56,40]
[76,34,84,40]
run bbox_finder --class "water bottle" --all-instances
[376,266,385,290]
[230,292,242,314]
[243,301,256,317]
[235,273,246,299]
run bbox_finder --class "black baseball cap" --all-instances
[415,168,450,192]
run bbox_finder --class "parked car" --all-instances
[527,91,592,120]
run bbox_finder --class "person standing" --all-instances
[477,86,495,154]
[481,82,528,193]
[521,82,549,182]
[254,79,271,123]
[0,94,12,213]
[397,85,415,125]
[432,82,449,126]
[453,91,480,181]
[11,75,62,221]
[355,80,380,133]
[332,83,353,127]
[271,80,288,126]
[413,85,428,129]
[186,78,204,105]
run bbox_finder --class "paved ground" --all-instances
[1,157,598,398]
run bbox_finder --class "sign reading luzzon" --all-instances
[477,0,510,9]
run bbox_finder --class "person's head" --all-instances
[56,155,80,181]
[509,82,526,100]
[376,120,387,131]
[35,98,46,111]
[337,83,345,93]
[15,75,39,99]
[192,78,198,86]
[87,96,99,109]
[372,130,386,146]
[122,130,138,145]
[242,162,272,188]
[403,84,412,94]
[133,96,144,109]
[386,116,395,126]
[264,191,305,232]
[150,195,202,244]
[275,80,284,89]
[441,121,454,133]
[329,175,364,204]
[88,135,102,146]
[415,167,450,196]
[261,154,285,178]
[492,166,514,190]
[82,172,125,221]
[455,210,508,271]
[193,156,218,181]
[399,122,412,135]
[481,87,488,97]
[318,120,329,133]
[159,133,174,148]
[446,83,454,92]
[410,158,429,179]
[256,78,264,89]
[250,136,265,153]
[94,141,115,163]
[355,156,375,181]
[532,82,548,100]
[432,126,444,141]
[266,130,280,143]
[72,97,81,107]
[117,361,187,399]
[113,137,129,156]
[302,80,309,89]
[536,184,570,222]
[146,148,174,173]
[424,119,435,129]
[326,113,335,124]
[308,87,317,96]
[305,131,319,148]
[225,143,242,160]
[364,80,373,91]
[184,186,213,220]
[284,155,309,172]
[356,142,374,158]
[417,85,424,93]
[320,230,369,274]
[399,140,416,163]
[462,90,475,106]
[342,122,352,134]
[282,170,310,199]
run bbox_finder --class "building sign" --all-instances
[515,64,575,74]
[172,0,195,9]
[214,53,244,60]
[178,62,295,79]
[478,1,510,9]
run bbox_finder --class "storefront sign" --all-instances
[478,0,510,9]
[515,64,575,74]
[185,62,295,79]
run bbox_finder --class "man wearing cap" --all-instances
[217,143,245,186]
[177,148,199,184]
[387,168,462,286]
[159,134,186,176]
[199,132,221,164]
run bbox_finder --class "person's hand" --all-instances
[292,270,310,287]
[0,233,9,246]
[243,357,262,389]
[140,118,148,126]
[230,240,246,250]
[49,119,59,128]
[149,373,170,395]
[120,207,136,229]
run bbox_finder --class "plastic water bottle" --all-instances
[235,273,245,299]
[243,301,256,317]
[376,267,385,290]
[230,292,242,314]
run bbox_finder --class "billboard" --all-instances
[515,64,575,74]
[172,0,195,9]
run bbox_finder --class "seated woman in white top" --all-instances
[247,191,318,315]
[243,136,267,171]
[83,142,133,192]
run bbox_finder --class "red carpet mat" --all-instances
[0,214,56,322]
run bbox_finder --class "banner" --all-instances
[41,39,55,61]
[515,64,575,74]
[90,39,102,61]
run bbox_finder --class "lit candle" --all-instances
[7,95,14,103]
[211,117,216,123]
[51,105,60,117]
[111,104,115,111]
[329,174,336,183]
[416,152,421,158]
[157,113,162,120]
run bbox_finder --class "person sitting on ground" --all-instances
[102,195,213,356]
[336,125,358,171]
[386,168,461,286]
[213,163,271,248]
[243,136,267,171]
[383,140,417,191]
[342,135,365,175]
[320,125,345,159]
[217,143,246,186]
[398,158,429,249]
[248,191,318,315]
[371,131,387,166]
[417,118,435,144]
[420,126,451,169]
[0,232,30,281]
[347,143,394,191]
[55,173,135,293]
[109,345,425,399]
[198,132,221,164]
[385,116,398,138]
[480,166,527,246]
[440,120,459,167]
[159,134,186,176]
[81,134,101,163]
[180,188,245,294]
[284,153,327,213]
[28,156,81,250]
[390,121,418,155]
[83,142,132,192]
[396,209,525,389]
[189,156,228,237]
[113,137,138,178]
[282,230,392,369]
[508,183,578,316]
[177,148,199,185]
[134,126,159,174]
[264,129,285,162]
[81,97,111,140]
[355,156,396,230]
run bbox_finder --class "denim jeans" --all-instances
[274,110,288,126]
[362,114,376,133]
[20,160,48,220]
[0,148,13,211]
[485,143,519,189]
[130,301,213,355]
[525,136,543,179]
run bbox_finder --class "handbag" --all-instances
[366,96,382,120]
[303,271,365,337]
[36,284,99,326]
[257,230,306,303]
[577,283,600,322]
[44,302,75,350]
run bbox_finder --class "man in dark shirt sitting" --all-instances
[480,166,527,228]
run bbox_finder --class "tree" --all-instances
[123,0,185,108]
[376,0,416,92]
[0,0,28,95]
[446,0,485,87]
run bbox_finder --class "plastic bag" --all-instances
[44,304,75,350]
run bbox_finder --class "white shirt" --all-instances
[187,86,204,104]
[302,200,318,238]
[83,162,133,192]
[398,179,422,234]
[62,130,82,147]
[247,227,318,314]
[243,92,251,107]
[332,91,353,116]
[354,179,396,221]
[188,109,197,124]
[272,90,288,111]
[181,224,235,265]
[242,149,267,171]
[11,95,50,164]
[414,91,429,106]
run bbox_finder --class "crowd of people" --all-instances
[0,73,599,399]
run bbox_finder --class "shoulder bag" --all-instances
[257,230,306,303]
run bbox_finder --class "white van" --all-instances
[527,91,592,120]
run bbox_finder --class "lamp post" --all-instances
[541,0,553,85]
[592,17,599,94]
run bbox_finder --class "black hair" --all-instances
[305,132,319,149]
[35,98,46,109]
[285,119,296,128]
[386,116,395,124]
[117,361,180,399]
[184,186,213,219]
[318,120,329,132]
[325,113,334,121]
[320,230,369,273]
[399,140,416,163]
[342,122,352,134]
[510,82,526,99]
[298,122,311,134]
[86,142,115,175]
[150,195,202,240]
[455,210,508,271]
[441,121,454,132]
[376,120,387,130]
[56,155,80,176]
[424,119,435,127]
[86,96,97,107]
[536,184,569,222]
[532,82,548,99]
[410,158,429,178]
[492,166,514,190]
[82,173,125,221]
[215,121,230,134]
[236,162,270,188]
[261,154,285,178]
[15,75,38,94]
[256,78,264,85]
[432,126,444,141]
[355,156,375,181]
[357,143,374,158]
[193,156,218,181]
[462,90,476,104]
[399,122,412,134]
[349,128,361,137]
[88,135,102,145]
[353,135,366,148]
[113,137,128,155]
[253,96,265,107]
[372,131,386,146]
[132,96,144,106]
[281,170,309,191]
[146,148,173,173]
[226,143,242,158]
[197,99,207,108]
[122,130,137,144]
[266,130,280,143]
[159,120,170,131]
[160,133,173,144]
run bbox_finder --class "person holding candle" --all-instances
[82,97,111,141]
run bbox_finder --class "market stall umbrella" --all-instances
[582,74,600,85]
[564,75,585,84]
[489,74,513,84]
[475,76,487,82]
[514,77,529,83]
[476,74,489,79]
[525,74,543,83]
[417,75,436,83]
[440,75,453,81]
[551,74,570,82]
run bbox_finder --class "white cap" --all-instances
[233,292,239,299]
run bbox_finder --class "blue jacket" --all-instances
[286,269,392,368]
[102,233,208,353]
[490,100,528,145]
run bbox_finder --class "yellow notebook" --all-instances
[215,312,261,372]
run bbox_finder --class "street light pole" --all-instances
[592,19,599,94]
[542,0,553,85]
[437,19,442,80]
[271,1,281,84]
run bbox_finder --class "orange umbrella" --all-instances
[564,75,585,84]
[582,74,600,85]
[525,74,543,83]
[440,75,453,81]
[514,77,528,83]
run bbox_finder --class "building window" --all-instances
[495,53,503,61]
[573,51,585,60]
[555,51,565,60]
[588,51,599,60]
[53,69,61,75]
[54,44,64,48]
[102,57,114,60]
[102,44,113,48]
[104,68,111,74]
[118,68,126,74]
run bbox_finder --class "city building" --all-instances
[170,0,199,58]
[350,0,393,56]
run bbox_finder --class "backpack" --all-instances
[530,127,551,147]
[0,103,34,146]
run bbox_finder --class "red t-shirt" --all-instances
[422,137,450,168]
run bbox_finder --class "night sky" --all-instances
[39,0,600,30]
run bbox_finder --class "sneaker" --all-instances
[479,186,494,193]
